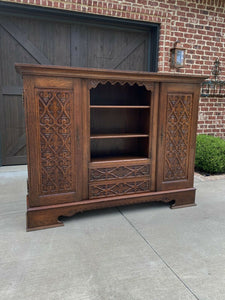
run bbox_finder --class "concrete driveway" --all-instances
[0,166,225,300]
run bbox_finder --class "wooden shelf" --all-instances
[90,105,150,109]
[90,133,149,139]
[91,156,150,163]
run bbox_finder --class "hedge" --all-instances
[195,134,225,174]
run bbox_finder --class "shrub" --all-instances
[195,134,225,174]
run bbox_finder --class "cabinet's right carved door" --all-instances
[157,83,200,191]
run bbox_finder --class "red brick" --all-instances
[159,3,169,9]
[148,1,158,6]
[198,30,206,35]
[180,6,189,12]
[137,0,147,5]
[187,13,195,18]
[202,46,210,51]
[194,35,203,40]
[190,8,199,14]
[177,11,186,17]
[176,22,185,27]
[199,20,208,25]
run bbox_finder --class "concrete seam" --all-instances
[117,207,200,300]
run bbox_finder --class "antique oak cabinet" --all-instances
[15,64,206,231]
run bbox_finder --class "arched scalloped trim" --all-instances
[88,79,154,91]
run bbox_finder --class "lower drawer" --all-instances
[89,178,150,199]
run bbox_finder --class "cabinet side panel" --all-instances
[81,79,89,200]
[23,76,40,204]
[149,82,159,191]
[157,83,200,191]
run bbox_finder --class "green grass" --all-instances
[195,134,225,174]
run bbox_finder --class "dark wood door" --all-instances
[0,14,150,165]
[24,76,83,207]
[157,83,200,191]
[0,16,70,165]
[71,24,149,70]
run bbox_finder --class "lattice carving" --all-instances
[164,94,193,181]
[89,164,150,182]
[38,89,73,194]
[89,180,150,199]
[88,79,153,91]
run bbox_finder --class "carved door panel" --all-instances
[157,83,200,191]
[24,77,83,207]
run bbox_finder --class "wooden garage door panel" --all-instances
[0,22,34,165]
[71,24,148,70]
[0,95,26,165]
[118,39,148,71]
[0,16,72,165]
[71,24,87,67]
[1,128,26,165]
[1,95,25,130]
[8,16,71,66]
[0,24,37,87]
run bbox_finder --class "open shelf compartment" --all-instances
[90,82,151,106]
[91,137,149,161]
[90,82,151,162]
[90,107,150,135]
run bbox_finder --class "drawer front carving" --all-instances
[89,179,150,199]
[89,164,150,182]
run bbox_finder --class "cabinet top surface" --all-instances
[15,63,207,83]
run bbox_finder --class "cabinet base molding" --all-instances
[27,188,196,231]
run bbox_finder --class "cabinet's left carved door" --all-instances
[24,76,84,207]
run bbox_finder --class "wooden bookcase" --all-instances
[15,64,206,231]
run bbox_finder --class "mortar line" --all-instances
[117,207,199,300]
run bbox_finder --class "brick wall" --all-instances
[198,97,225,137]
[2,0,225,138]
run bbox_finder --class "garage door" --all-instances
[0,4,159,165]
